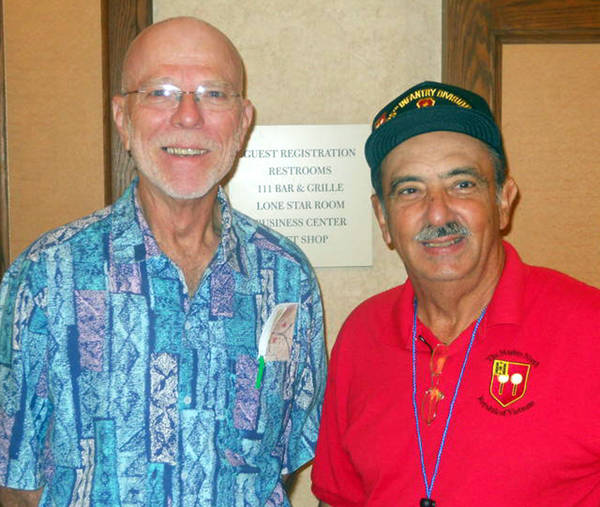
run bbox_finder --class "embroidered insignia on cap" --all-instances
[417,97,435,108]
[374,112,388,130]
[490,360,531,407]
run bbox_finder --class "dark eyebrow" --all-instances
[387,175,424,197]
[439,167,489,186]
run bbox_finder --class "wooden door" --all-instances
[443,0,600,287]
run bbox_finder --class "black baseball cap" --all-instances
[365,81,505,190]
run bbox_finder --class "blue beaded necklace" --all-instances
[411,299,487,507]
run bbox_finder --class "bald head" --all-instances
[120,17,245,93]
[111,15,254,202]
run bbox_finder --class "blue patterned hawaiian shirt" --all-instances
[0,180,326,506]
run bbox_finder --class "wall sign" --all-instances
[228,125,372,268]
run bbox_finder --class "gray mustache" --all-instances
[413,222,471,242]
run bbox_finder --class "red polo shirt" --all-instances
[312,242,600,506]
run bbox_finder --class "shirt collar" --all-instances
[109,179,145,264]
[109,179,248,276]
[485,241,526,328]
[212,186,249,276]
[388,241,526,349]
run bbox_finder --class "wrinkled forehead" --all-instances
[122,19,244,91]
[380,131,496,182]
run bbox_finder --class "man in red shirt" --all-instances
[311,81,600,506]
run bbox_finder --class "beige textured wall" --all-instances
[155,2,441,504]
[4,1,106,261]
[502,44,600,288]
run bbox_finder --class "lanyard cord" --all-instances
[411,299,487,499]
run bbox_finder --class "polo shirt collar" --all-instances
[388,241,527,349]
[485,241,526,328]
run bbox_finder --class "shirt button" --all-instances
[184,396,192,405]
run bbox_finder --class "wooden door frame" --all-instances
[442,0,600,121]
[104,0,152,202]
[0,0,7,276]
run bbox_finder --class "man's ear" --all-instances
[371,194,393,248]
[498,177,518,230]
[112,95,130,150]
[235,99,254,153]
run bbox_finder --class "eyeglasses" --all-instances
[122,82,241,111]
[420,339,450,426]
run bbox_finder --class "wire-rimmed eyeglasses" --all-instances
[122,82,241,111]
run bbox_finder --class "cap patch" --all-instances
[416,98,435,108]
[373,87,473,131]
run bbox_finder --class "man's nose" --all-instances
[171,93,205,128]
[425,189,454,225]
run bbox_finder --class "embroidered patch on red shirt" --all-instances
[489,359,531,407]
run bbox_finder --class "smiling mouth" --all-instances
[421,236,464,248]
[163,147,208,156]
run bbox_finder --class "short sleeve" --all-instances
[0,253,51,490]
[281,268,327,473]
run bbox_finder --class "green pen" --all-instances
[255,355,265,389]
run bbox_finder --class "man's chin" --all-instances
[408,262,472,284]
[138,173,218,201]
[159,186,213,201]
